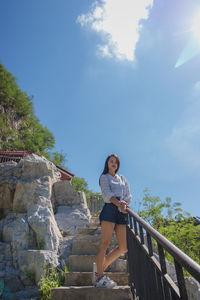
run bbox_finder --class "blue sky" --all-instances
[1,0,200,216]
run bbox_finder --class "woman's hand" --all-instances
[119,201,128,214]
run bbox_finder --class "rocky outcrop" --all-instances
[53,180,87,206]
[13,176,53,213]
[55,204,91,236]
[0,154,91,299]
[0,181,15,219]
[28,205,62,252]
[18,250,59,283]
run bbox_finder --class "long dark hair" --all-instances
[99,154,120,186]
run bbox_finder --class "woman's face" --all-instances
[107,156,118,173]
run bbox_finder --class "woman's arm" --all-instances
[100,175,115,203]
[122,175,132,204]
[100,175,121,207]
[109,196,122,208]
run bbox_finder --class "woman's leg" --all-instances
[103,224,128,271]
[96,221,115,278]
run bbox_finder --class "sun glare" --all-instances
[192,11,200,42]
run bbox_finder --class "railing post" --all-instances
[174,259,188,300]
[125,207,200,300]
[139,224,144,244]
[90,195,97,215]
[128,213,133,229]
[147,232,153,256]
[157,243,167,274]
[157,243,171,299]
[133,218,138,235]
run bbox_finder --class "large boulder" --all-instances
[0,161,21,180]
[58,236,76,267]
[2,214,36,268]
[18,250,59,283]
[2,214,35,246]
[19,154,60,181]
[53,180,87,206]
[15,287,40,300]
[0,155,60,218]
[0,182,15,219]
[55,205,90,235]
[0,219,3,240]
[28,205,62,252]
[0,241,12,271]
[185,277,200,300]
[13,176,53,213]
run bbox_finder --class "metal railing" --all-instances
[88,195,104,216]
[126,207,200,300]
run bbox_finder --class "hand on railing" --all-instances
[119,201,129,214]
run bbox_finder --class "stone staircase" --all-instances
[51,216,133,300]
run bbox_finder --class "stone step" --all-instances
[75,233,117,242]
[75,234,101,241]
[65,271,129,286]
[77,227,101,235]
[51,286,133,300]
[86,222,100,228]
[71,239,117,255]
[90,216,99,223]
[68,255,127,272]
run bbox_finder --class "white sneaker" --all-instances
[92,262,98,285]
[95,275,117,288]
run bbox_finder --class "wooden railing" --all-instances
[126,207,200,300]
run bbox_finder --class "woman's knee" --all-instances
[98,239,111,251]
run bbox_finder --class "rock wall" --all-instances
[0,154,91,299]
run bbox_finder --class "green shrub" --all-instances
[37,240,45,250]
[38,263,68,300]
[25,270,36,285]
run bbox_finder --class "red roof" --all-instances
[56,165,74,177]
[0,150,74,178]
[0,150,32,157]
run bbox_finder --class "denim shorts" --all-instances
[99,202,128,226]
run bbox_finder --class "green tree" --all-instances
[137,190,200,264]
[138,189,184,228]
[72,177,89,192]
[71,176,102,208]
[159,217,200,264]
[0,61,65,162]
[47,151,68,168]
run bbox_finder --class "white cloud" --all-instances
[194,81,200,92]
[77,0,154,61]
[165,87,200,169]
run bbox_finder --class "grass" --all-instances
[38,263,68,300]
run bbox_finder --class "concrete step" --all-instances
[87,218,100,227]
[51,286,133,300]
[86,222,100,228]
[68,255,127,272]
[77,227,117,240]
[71,239,117,255]
[65,271,129,286]
[75,234,101,242]
[77,227,101,235]
[75,233,117,243]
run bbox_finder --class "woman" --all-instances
[93,153,132,288]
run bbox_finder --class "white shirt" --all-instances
[99,173,132,204]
